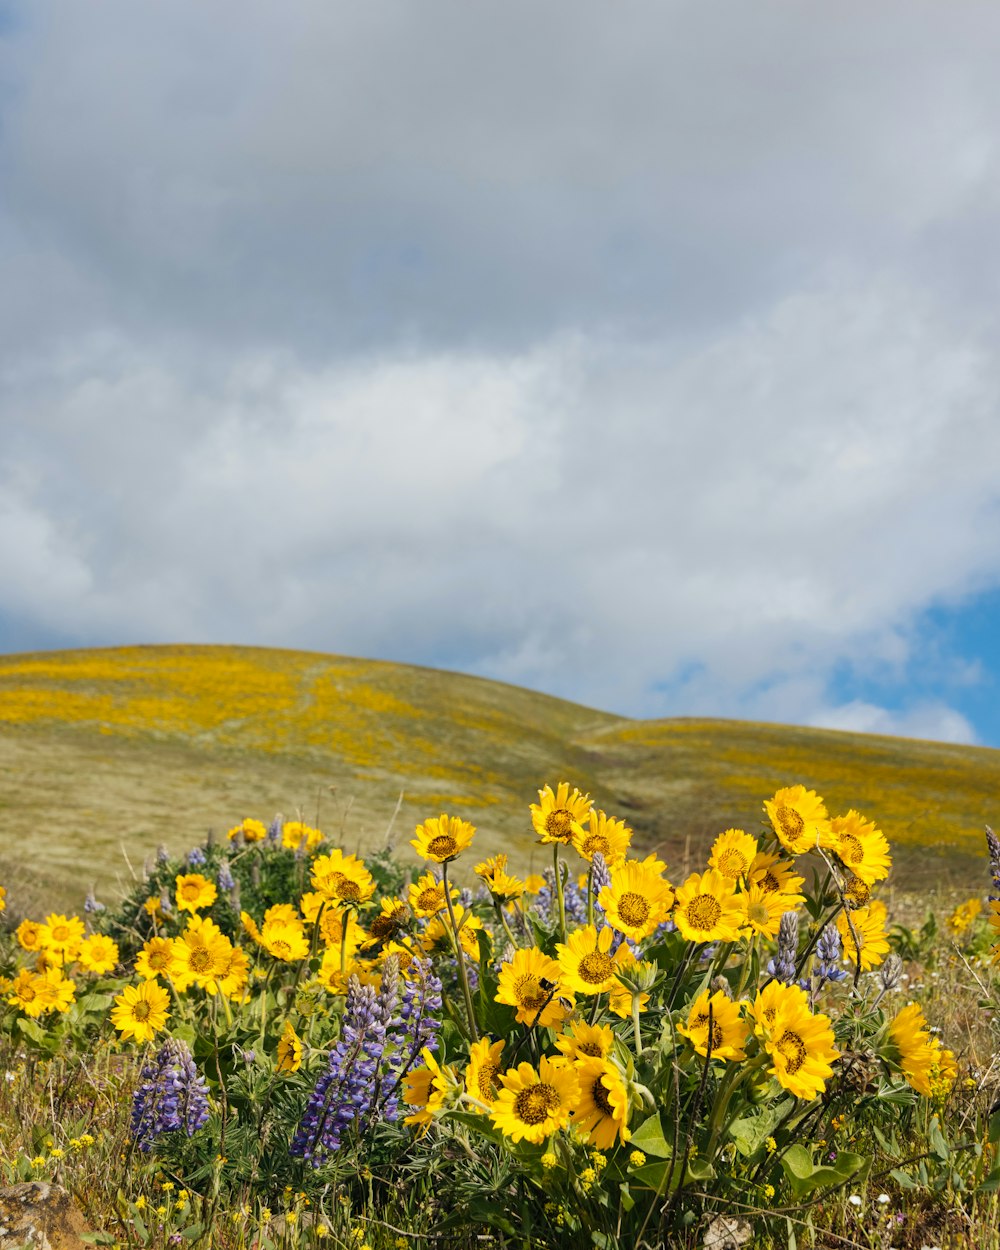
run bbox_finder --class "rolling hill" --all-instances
[0,644,996,911]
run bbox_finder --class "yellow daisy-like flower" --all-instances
[402,1048,453,1131]
[422,904,485,962]
[35,970,76,1014]
[837,900,890,971]
[599,859,674,942]
[530,782,592,846]
[750,982,838,1101]
[281,820,324,852]
[310,850,376,906]
[946,897,982,938]
[554,1019,616,1063]
[763,786,831,855]
[240,910,263,945]
[556,926,625,996]
[842,874,871,909]
[492,1057,579,1144]
[260,916,310,963]
[709,829,759,881]
[410,814,476,864]
[572,809,632,867]
[495,946,572,1028]
[38,913,85,964]
[227,817,267,842]
[363,898,411,947]
[571,1055,630,1149]
[672,870,746,944]
[747,852,806,908]
[276,1020,303,1072]
[143,895,165,921]
[465,1037,506,1110]
[16,919,44,953]
[408,872,457,918]
[523,873,546,894]
[175,873,218,915]
[607,947,652,1019]
[216,944,249,1001]
[474,854,526,901]
[135,936,177,981]
[740,883,790,939]
[677,989,749,1061]
[0,884,5,911]
[316,907,367,957]
[887,1003,936,1097]
[170,917,234,993]
[77,934,120,975]
[828,811,891,885]
[111,980,171,1044]
[7,969,46,1018]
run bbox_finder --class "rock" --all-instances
[703,1213,753,1250]
[0,1182,97,1249]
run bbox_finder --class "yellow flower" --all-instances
[554,1019,616,1063]
[7,969,46,1017]
[495,946,571,1028]
[35,969,76,1014]
[260,916,310,963]
[227,817,267,842]
[740,883,789,939]
[362,898,410,948]
[946,897,982,938]
[607,947,652,1019]
[174,873,217,915]
[886,1003,936,1097]
[410,814,476,864]
[556,925,626,996]
[15,918,44,952]
[402,1048,453,1130]
[630,1150,646,1168]
[170,917,234,992]
[281,820,324,852]
[77,933,120,975]
[492,1057,579,1144]
[38,913,85,964]
[530,782,592,846]
[672,870,746,944]
[111,980,171,1043]
[523,873,546,894]
[763,786,831,855]
[749,982,838,1101]
[677,989,750,1061]
[0,884,5,912]
[310,849,376,906]
[837,900,890,971]
[599,858,674,941]
[465,1036,506,1110]
[276,1020,303,1072]
[571,1055,630,1148]
[708,829,759,881]
[408,871,457,918]
[828,810,891,885]
[474,854,525,901]
[541,1151,557,1169]
[747,852,806,908]
[422,904,484,961]
[135,936,175,981]
[572,809,632,867]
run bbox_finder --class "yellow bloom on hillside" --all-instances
[677,989,749,1062]
[7,969,46,1018]
[572,809,632,867]
[111,980,171,1044]
[402,1048,453,1131]
[763,786,831,855]
[422,904,485,962]
[16,919,44,953]
[276,1020,303,1072]
[571,1055,630,1149]
[260,916,310,963]
[465,1036,506,1110]
[828,811,891,885]
[887,1003,936,1097]
[216,944,249,1000]
[523,873,546,894]
[175,874,217,915]
[492,1057,579,1144]
[599,859,674,942]
[135,936,179,981]
[240,910,263,945]
[750,982,838,1101]
[408,872,457,918]
[281,820,324,852]
[38,913,85,964]
[672,870,746,944]
[554,1019,616,1063]
[474,854,525,901]
[946,897,981,938]
[410,815,476,864]
[556,925,626,996]
[495,946,571,1028]
[837,900,890,971]
[740,883,790,939]
[747,853,806,908]
[227,818,267,842]
[709,829,759,882]
[170,917,234,992]
[310,850,376,906]
[530,782,592,846]
[35,970,76,1014]
[364,898,410,947]
[77,934,120,975]
[315,907,367,956]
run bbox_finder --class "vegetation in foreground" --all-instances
[1,782,1000,1248]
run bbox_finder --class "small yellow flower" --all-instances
[765,1136,777,1153]
[629,1150,646,1168]
[50,1148,65,1160]
[285,1212,297,1225]
[161,1181,174,1192]
[591,1151,607,1171]
[763,1184,776,1200]
[541,1152,557,1169]
[31,1156,46,1168]
[316,1228,329,1240]
[156,1206,167,1218]
[134,1196,147,1211]
[177,1191,188,1202]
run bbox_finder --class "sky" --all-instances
[2,1,1000,746]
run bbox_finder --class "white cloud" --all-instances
[807,700,976,746]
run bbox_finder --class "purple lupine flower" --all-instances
[84,891,105,914]
[290,977,389,1165]
[158,889,174,918]
[986,826,1000,900]
[217,860,236,892]
[156,845,170,865]
[267,814,283,844]
[379,957,443,1122]
[814,924,848,985]
[187,847,207,867]
[458,887,474,910]
[533,866,588,928]
[130,1039,209,1151]
[767,911,800,984]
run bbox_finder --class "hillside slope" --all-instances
[0,644,995,907]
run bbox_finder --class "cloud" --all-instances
[806,700,976,747]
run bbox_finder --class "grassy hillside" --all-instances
[0,644,996,909]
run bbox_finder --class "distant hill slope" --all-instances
[1,644,995,909]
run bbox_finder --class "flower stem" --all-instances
[553,845,567,942]
[442,860,479,1043]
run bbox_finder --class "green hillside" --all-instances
[0,644,995,910]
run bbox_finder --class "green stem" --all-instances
[442,860,479,1043]
[553,844,567,942]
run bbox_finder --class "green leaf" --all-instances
[618,1182,634,1213]
[628,1113,673,1159]
[779,1146,866,1196]
[890,1167,918,1190]
[131,1210,148,1240]
[928,1114,949,1161]
[978,1166,1000,1194]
